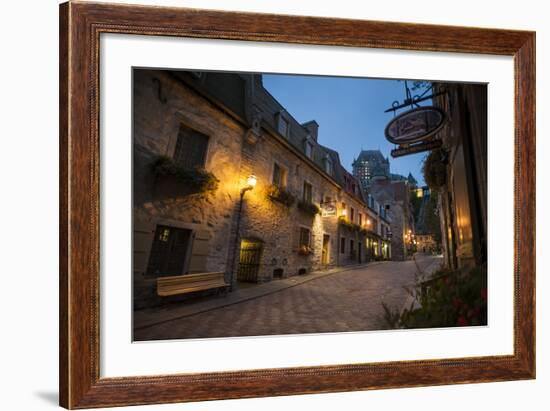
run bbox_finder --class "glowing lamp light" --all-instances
[240,174,257,196]
[246,174,257,189]
[366,219,371,225]
[341,209,348,217]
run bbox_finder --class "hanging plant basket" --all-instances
[422,148,447,191]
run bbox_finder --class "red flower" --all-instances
[457,316,468,326]
[480,288,487,302]
[452,297,463,309]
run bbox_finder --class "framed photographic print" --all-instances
[59,1,535,408]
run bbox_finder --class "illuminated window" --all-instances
[147,225,192,277]
[272,163,288,188]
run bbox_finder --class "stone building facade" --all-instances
[370,179,415,261]
[133,70,393,308]
[132,69,248,308]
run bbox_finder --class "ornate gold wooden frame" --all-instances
[59,1,535,408]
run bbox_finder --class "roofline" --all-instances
[169,70,381,214]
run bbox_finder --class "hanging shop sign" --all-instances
[391,139,443,158]
[321,200,337,217]
[384,106,446,145]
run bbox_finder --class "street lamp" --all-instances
[229,174,257,291]
[241,174,257,196]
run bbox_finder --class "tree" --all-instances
[424,195,442,244]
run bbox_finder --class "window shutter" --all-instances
[173,124,209,169]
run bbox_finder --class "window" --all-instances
[340,237,346,254]
[299,227,311,247]
[323,157,333,175]
[303,182,312,203]
[276,112,290,137]
[358,213,363,226]
[350,239,355,253]
[350,207,355,222]
[146,225,192,277]
[173,124,209,169]
[304,140,314,159]
[272,163,287,188]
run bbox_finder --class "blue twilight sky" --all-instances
[263,74,430,186]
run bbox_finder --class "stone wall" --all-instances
[236,126,371,282]
[132,70,246,308]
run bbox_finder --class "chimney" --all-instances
[302,120,319,142]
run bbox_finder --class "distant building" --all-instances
[391,172,418,187]
[416,233,436,253]
[352,150,390,190]
[370,179,415,261]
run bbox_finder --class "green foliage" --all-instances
[422,148,447,191]
[152,155,219,194]
[382,265,487,329]
[338,216,361,232]
[381,302,401,329]
[297,200,320,216]
[268,185,296,207]
[424,195,442,244]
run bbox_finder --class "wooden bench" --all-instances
[156,271,228,297]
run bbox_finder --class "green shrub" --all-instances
[297,200,320,216]
[338,216,361,232]
[151,155,219,194]
[267,185,296,207]
[383,265,487,329]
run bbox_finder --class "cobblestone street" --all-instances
[134,254,441,341]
